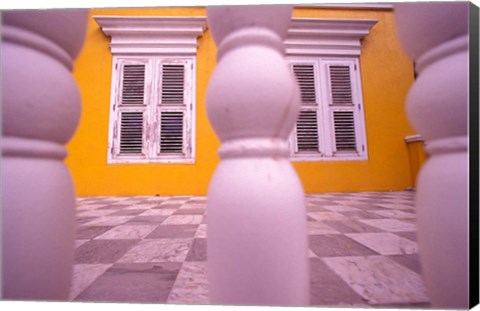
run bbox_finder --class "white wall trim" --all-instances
[296,4,394,10]
[405,134,425,143]
[94,16,207,55]
[286,18,378,56]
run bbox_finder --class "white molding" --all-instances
[296,4,394,10]
[286,18,378,56]
[290,154,368,162]
[404,134,425,143]
[94,16,207,55]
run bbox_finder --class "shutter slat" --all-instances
[333,111,357,152]
[120,111,143,154]
[329,65,353,106]
[296,110,319,152]
[121,64,146,106]
[161,64,185,105]
[160,111,184,154]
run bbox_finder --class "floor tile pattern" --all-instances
[71,191,430,307]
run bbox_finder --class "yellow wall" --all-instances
[67,6,417,196]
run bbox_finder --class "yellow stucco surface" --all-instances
[67,6,418,196]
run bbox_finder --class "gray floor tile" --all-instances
[76,225,114,239]
[388,253,423,275]
[339,210,385,220]
[75,262,181,303]
[157,203,183,209]
[322,255,429,305]
[118,239,193,263]
[358,219,417,232]
[167,261,209,304]
[98,204,132,210]
[309,234,378,257]
[125,215,168,225]
[174,209,205,215]
[146,224,198,239]
[309,258,365,306]
[75,239,139,264]
[322,220,383,234]
[345,232,418,255]
[109,209,149,216]
[186,238,207,261]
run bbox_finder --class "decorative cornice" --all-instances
[286,18,378,56]
[94,15,377,57]
[94,16,207,55]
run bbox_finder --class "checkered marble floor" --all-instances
[71,191,430,307]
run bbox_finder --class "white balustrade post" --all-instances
[1,10,88,299]
[394,3,469,308]
[205,6,309,306]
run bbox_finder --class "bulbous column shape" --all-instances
[1,10,88,299]
[394,3,469,308]
[205,6,309,306]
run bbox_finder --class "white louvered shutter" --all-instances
[116,61,148,156]
[291,63,321,154]
[326,61,360,155]
[158,60,192,156]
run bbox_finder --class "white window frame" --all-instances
[287,56,368,161]
[108,56,196,164]
[94,16,206,164]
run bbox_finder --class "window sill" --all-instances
[290,155,368,162]
[107,157,195,165]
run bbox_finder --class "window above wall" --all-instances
[95,16,207,164]
[285,17,378,161]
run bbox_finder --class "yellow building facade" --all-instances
[67,6,421,196]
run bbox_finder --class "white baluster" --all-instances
[1,10,88,299]
[205,6,309,305]
[394,3,469,308]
